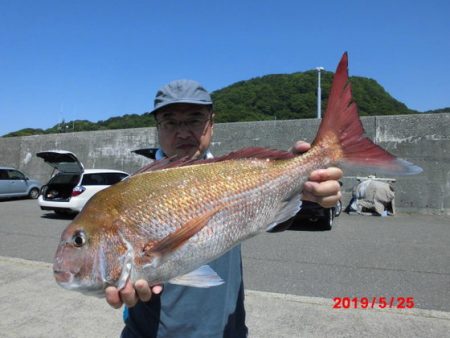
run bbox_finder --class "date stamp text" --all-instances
[333,297,415,309]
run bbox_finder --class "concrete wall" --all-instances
[1,113,448,215]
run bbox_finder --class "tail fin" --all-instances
[312,52,422,176]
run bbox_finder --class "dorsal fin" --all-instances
[133,147,295,175]
[133,156,187,174]
[199,147,295,163]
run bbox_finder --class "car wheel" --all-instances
[321,208,334,230]
[29,188,40,199]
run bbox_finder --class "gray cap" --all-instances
[150,79,212,114]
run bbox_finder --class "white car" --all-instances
[37,150,129,214]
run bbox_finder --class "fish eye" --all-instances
[72,231,86,247]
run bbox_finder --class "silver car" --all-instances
[0,166,42,199]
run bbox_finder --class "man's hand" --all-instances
[291,141,343,208]
[105,280,163,309]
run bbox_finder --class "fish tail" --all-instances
[312,52,422,176]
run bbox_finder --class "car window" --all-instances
[8,170,26,180]
[82,174,106,185]
[81,173,128,186]
[103,173,128,185]
[48,174,80,185]
[0,170,8,180]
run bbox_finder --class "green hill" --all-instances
[212,70,416,123]
[3,70,418,137]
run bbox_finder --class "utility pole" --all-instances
[316,67,324,119]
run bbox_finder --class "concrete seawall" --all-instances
[1,113,448,215]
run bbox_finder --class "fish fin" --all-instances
[312,52,422,176]
[133,155,189,174]
[168,265,224,288]
[133,147,296,175]
[143,206,221,257]
[198,147,295,162]
[133,148,295,174]
[265,195,302,231]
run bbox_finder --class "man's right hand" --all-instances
[106,280,163,309]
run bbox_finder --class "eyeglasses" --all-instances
[156,117,211,133]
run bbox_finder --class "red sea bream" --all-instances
[53,53,422,296]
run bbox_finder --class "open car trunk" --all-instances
[41,173,81,201]
[36,150,84,202]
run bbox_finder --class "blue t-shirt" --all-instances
[121,245,247,338]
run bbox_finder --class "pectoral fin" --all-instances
[265,194,302,231]
[143,206,221,257]
[169,265,224,288]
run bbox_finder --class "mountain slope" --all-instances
[3,70,418,137]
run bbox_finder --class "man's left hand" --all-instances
[291,141,343,208]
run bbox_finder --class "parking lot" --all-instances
[1,198,449,311]
[0,199,449,337]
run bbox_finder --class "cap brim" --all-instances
[150,100,213,114]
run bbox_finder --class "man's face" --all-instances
[155,103,214,160]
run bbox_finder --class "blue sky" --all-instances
[1,0,449,136]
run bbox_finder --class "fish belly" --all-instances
[132,164,310,284]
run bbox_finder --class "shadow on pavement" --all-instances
[40,212,76,220]
[287,220,333,232]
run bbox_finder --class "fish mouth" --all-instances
[53,270,73,285]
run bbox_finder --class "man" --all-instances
[106,79,342,337]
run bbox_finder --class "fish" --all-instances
[53,53,422,296]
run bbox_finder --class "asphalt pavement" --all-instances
[1,256,450,337]
[1,199,449,337]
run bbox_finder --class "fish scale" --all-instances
[126,156,320,283]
